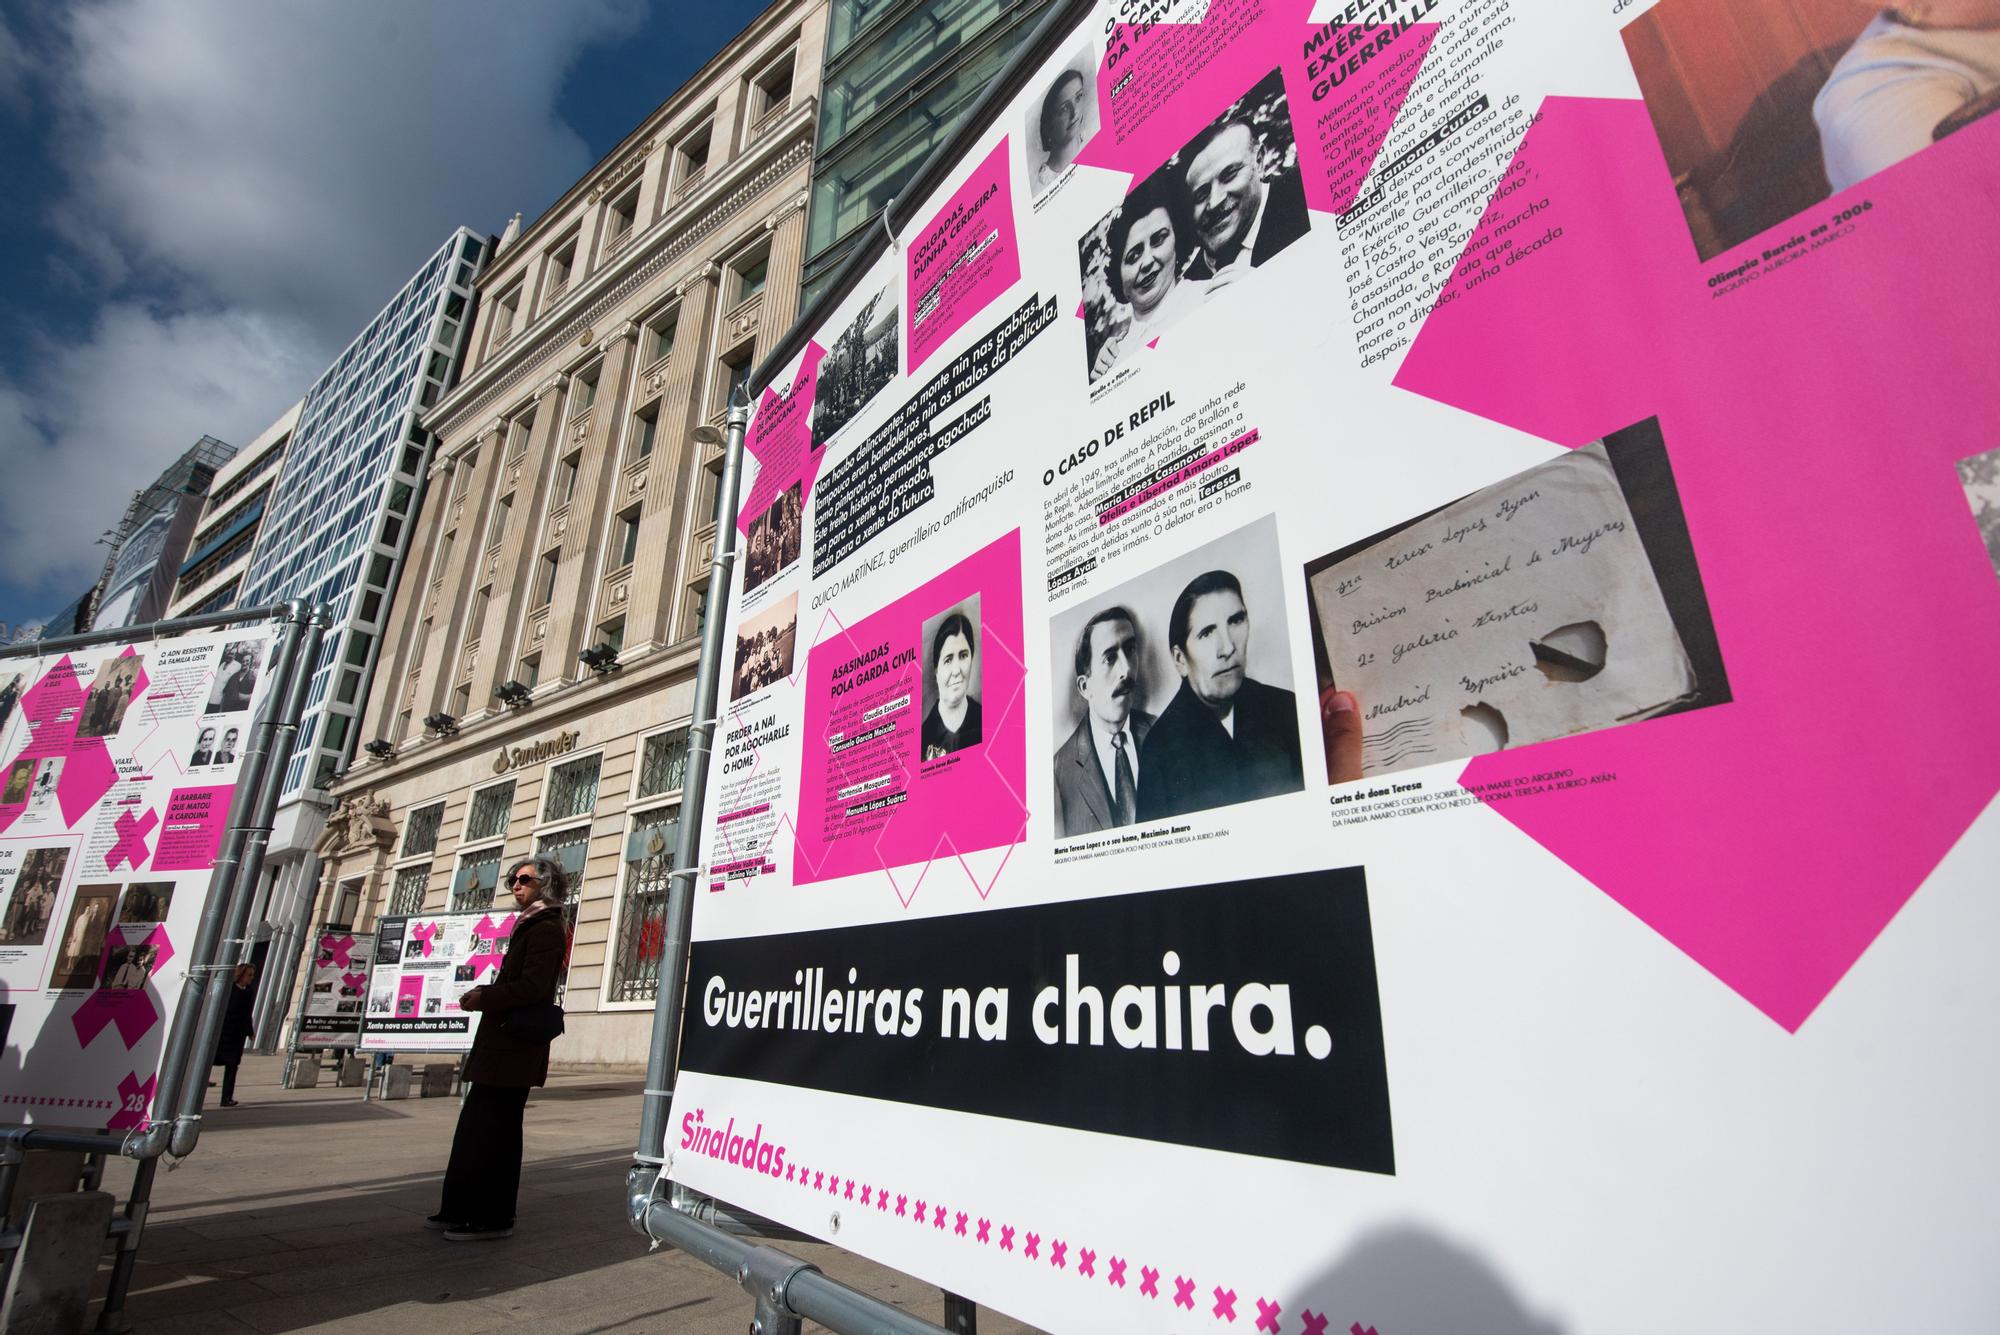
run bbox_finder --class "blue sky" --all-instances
[0,0,768,633]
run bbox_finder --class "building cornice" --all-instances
[426,109,815,444]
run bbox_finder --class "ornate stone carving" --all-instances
[318,794,393,856]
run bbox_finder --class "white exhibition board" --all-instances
[0,623,281,1129]
[666,1,2000,1331]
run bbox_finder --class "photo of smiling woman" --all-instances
[1028,48,1099,197]
[919,598,983,764]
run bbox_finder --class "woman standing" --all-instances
[211,963,258,1107]
[429,855,569,1241]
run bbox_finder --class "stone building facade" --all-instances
[310,0,827,1069]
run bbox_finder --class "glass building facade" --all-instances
[240,229,489,798]
[803,0,1058,299]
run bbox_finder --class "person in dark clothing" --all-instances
[210,963,258,1106]
[430,855,569,1241]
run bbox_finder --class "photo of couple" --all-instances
[1078,68,1310,383]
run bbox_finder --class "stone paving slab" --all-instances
[72,1054,1044,1334]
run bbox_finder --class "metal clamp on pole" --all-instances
[740,1245,818,1335]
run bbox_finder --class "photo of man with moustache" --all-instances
[1054,606,1156,837]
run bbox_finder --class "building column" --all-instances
[633,263,721,646]
[544,323,640,678]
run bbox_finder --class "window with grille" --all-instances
[542,754,601,822]
[535,825,590,884]
[466,781,514,843]
[608,806,680,1003]
[389,863,430,916]
[451,848,503,912]
[402,803,445,857]
[636,728,689,800]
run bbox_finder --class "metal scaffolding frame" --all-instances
[0,600,327,1331]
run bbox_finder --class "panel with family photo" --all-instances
[75,653,143,740]
[189,723,243,768]
[1047,515,1304,836]
[98,933,160,991]
[206,638,264,715]
[733,592,799,699]
[0,847,70,946]
[1078,67,1310,384]
[919,595,983,765]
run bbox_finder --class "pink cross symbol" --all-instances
[913,1198,926,1223]
[1213,1287,1238,1321]
[785,1162,796,1181]
[1140,1266,1160,1298]
[932,1204,946,1228]
[976,1218,990,1243]
[107,1071,157,1131]
[341,970,367,993]
[1078,1248,1096,1278]
[1049,1239,1067,1269]
[895,1194,908,1217]
[1023,1232,1040,1260]
[954,1211,968,1236]
[321,933,357,967]
[1109,1257,1127,1288]
[1350,1325,1377,1335]
[106,808,160,870]
[999,1225,1015,1252]
[826,1175,840,1195]
[812,1171,825,1190]
[410,921,440,956]
[1302,1312,1329,1335]
[845,1179,856,1201]
[1255,1298,1282,1332]
[876,1190,889,1212]
[1174,1276,1197,1310]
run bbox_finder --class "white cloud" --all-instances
[1,0,645,614]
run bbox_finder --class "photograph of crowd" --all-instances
[919,596,983,764]
[1079,68,1309,383]
[1624,0,2000,261]
[1047,516,1303,835]
[733,591,798,698]
[744,481,803,595]
[0,847,70,945]
[206,638,263,714]
[118,881,175,924]
[811,285,899,449]
[1026,45,1099,198]
[75,653,144,740]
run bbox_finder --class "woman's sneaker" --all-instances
[443,1222,514,1241]
[424,1214,458,1230]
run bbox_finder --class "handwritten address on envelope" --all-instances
[1310,443,1695,777]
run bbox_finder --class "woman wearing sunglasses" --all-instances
[429,855,570,1241]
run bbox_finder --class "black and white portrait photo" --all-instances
[733,591,799,699]
[1047,515,1302,834]
[206,638,263,715]
[27,757,64,815]
[0,671,23,735]
[744,481,803,595]
[76,653,144,740]
[811,284,899,449]
[2,758,32,806]
[118,881,175,924]
[919,596,983,764]
[50,882,119,990]
[1027,46,1099,198]
[0,847,70,945]
[1079,67,1310,383]
[100,938,159,991]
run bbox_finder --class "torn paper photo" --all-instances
[1303,418,1730,781]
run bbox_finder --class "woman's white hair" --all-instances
[507,855,570,905]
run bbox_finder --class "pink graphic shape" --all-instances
[1141,1266,1160,1299]
[1256,1297,1281,1333]
[1214,1286,1238,1322]
[1350,1325,1378,1335]
[466,911,515,978]
[954,1209,967,1236]
[409,921,440,957]
[1078,1247,1097,1278]
[977,1217,991,1243]
[340,970,367,994]
[1394,97,2000,1031]
[737,340,827,534]
[1023,1231,1040,1260]
[0,657,122,835]
[105,808,160,870]
[319,932,358,968]
[107,1071,158,1131]
[906,138,1019,372]
[1075,0,1434,217]
[794,531,1028,890]
[932,1203,947,1229]
[70,925,175,1049]
[999,1224,1014,1252]
[1109,1256,1128,1288]
[1175,1276,1198,1310]
[1050,1238,1067,1269]
[1301,1313,1328,1335]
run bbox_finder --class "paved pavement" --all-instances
[84,1054,1042,1334]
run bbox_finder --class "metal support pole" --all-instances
[92,1156,154,1333]
[631,392,752,1194]
[741,1246,812,1335]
